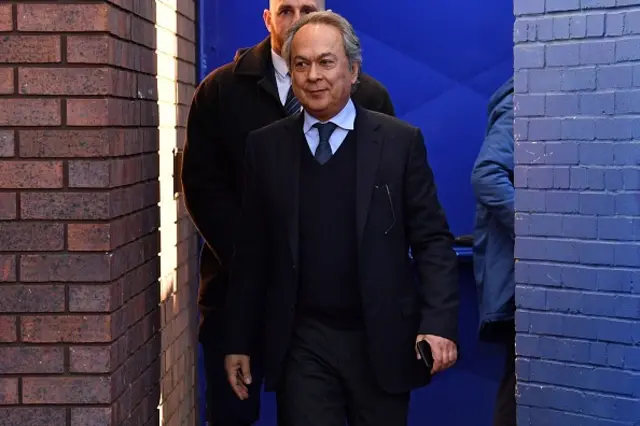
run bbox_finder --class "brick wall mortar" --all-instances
[0,1,198,425]
[514,1,640,425]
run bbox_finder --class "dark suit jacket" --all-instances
[181,37,395,332]
[225,107,459,394]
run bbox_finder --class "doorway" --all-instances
[196,1,515,424]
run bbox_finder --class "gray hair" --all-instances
[281,11,362,74]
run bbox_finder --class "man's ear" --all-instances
[263,9,273,33]
[350,61,361,84]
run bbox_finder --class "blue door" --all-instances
[196,1,514,425]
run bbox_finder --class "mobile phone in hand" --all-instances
[416,340,434,375]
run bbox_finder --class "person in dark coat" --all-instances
[470,77,515,426]
[223,11,458,426]
[180,1,395,424]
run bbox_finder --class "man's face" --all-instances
[264,0,320,54]
[290,23,359,122]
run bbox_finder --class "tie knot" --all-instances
[313,122,338,142]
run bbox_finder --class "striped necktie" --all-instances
[284,85,301,116]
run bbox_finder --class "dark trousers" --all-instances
[277,318,410,426]
[201,312,263,426]
[493,337,516,426]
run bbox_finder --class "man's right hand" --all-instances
[225,354,252,400]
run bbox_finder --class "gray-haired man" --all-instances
[182,1,394,425]
[224,11,459,426]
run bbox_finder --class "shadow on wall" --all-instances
[107,3,164,424]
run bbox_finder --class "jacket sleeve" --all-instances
[470,96,515,236]
[223,134,269,355]
[404,129,459,342]
[181,77,239,266]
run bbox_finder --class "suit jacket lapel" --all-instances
[284,114,304,265]
[355,109,383,248]
[258,72,281,106]
[233,37,282,108]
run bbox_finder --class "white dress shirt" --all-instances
[271,50,291,106]
[302,99,356,156]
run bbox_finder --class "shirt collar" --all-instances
[271,50,289,78]
[303,99,356,134]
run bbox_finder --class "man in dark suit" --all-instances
[181,0,394,424]
[224,11,459,426]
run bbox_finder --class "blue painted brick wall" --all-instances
[513,0,640,424]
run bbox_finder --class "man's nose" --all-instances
[307,63,321,80]
[292,11,302,23]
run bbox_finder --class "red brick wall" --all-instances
[0,1,199,425]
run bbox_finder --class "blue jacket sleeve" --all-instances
[470,95,515,235]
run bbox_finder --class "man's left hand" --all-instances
[416,334,457,375]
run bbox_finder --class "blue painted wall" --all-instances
[513,1,640,425]
[197,1,515,425]
[199,0,514,236]
[337,0,514,236]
